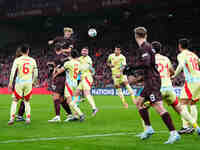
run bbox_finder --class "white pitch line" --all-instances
[0,132,133,144]
[0,131,168,144]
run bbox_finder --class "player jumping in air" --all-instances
[107,45,136,108]
[171,38,200,135]
[48,27,75,48]
[124,27,180,144]
[74,47,98,117]
[8,44,38,125]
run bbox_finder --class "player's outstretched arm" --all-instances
[89,65,95,75]
[33,68,38,86]
[169,68,175,77]
[53,67,65,79]
[119,64,124,72]
[106,60,111,67]
[107,55,114,68]
[168,59,175,76]
[172,64,183,79]
[171,56,183,78]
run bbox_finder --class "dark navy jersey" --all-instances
[130,41,161,88]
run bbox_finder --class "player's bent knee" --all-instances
[174,105,182,114]
[180,99,188,105]
[132,98,137,105]
[66,96,72,104]
[75,90,81,96]
[52,92,60,100]
[152,101,167,115]
[13,97,18,102]
[60,96,65,102]
[136,97,144,109]
[124,81,129,86]
[84,90,90,96]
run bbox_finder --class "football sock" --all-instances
[54,99,60,116]
[18,100,25,116]
[69,101,83,116]
[190,105,198,123]
[181,104,198,128]
[10,101,18,120]
[61,100,72,115]
[125,84,135,99]
[181,104,192,128]
[24,101,31,120]
[117,88,126,104]
[161,112,175,131]
[139,108,151,126]
[86,95,97,110]
[182,118,190,128]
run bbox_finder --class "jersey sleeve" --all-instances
[121,56,127,66]
[167,58,174,70]
[107,55,112,63]
[173,54,184,77]
[63,61,70,70]
[9,59,18,86]
[88,57,93,65]
[131,50,151,70]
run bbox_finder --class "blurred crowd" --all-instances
[0,43,186,88]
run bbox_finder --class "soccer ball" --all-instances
[88,28,97,37]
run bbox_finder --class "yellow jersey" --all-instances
[64,59,80,87]
[79,56,93,78]
[9,55,38,85]
[155,54,173,87]
[174,49,200,83]
[107,53,126,76]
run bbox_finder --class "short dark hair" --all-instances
[151,41,162,53]
[71,49,80,58]
[54,42,63,51]
[178,38,189,49]
[62,41,72,49]
[115,44,121,49]
[18,44,30,54]
[82,46,89,50]
[134,26,147,38]
[16,47,22,57]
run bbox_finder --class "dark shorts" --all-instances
[52,76,65,96]
[140,78,162,103]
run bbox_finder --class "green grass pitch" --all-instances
[0,95,199,150]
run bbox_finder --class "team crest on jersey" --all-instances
[142,53,149,57]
